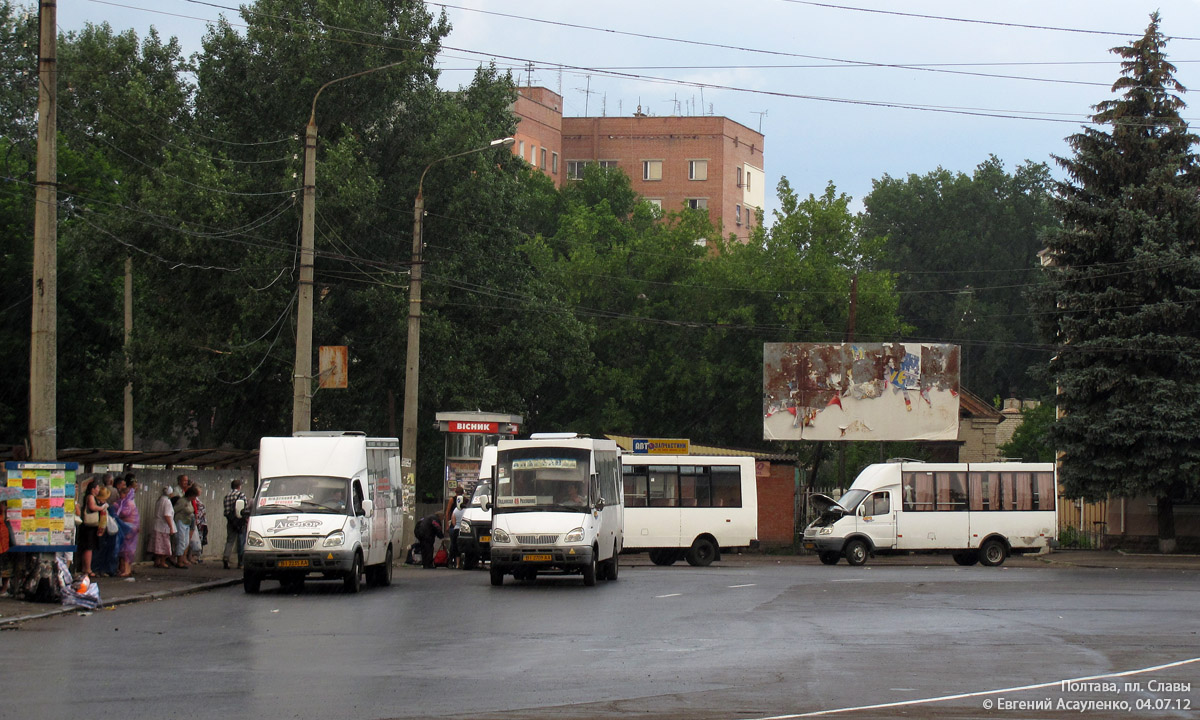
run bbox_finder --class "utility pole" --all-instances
[124,256,133,449]
[29,0,57,461]
[293,116,317,434]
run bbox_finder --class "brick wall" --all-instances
[755,461,795,547]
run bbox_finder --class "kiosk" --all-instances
[435,411,522,506]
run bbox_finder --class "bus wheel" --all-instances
[343,553,363,593]
[979,539,1007,567]
[607,547,619,581]
[583,554,597,586]
[685,537,717,567]
[649,549,677,566]
[953,551,979,566]
[490,565,504,586]
[818,551,840,565]
[243,571,262,594]
[844,539,869,566]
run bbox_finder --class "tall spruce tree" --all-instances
[1038,13,1200,552]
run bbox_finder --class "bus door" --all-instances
[858,490,896,550]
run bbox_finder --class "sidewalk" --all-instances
[0,557,243,627]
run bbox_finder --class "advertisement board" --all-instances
[4,461,79,552]
[763,343,960,442]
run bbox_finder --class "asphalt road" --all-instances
[2,556,1197,720]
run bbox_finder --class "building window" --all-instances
[600,160,619,169]
[688,159,708,181]
[643,160,663,181]
[735,204,742,225]
[552,152,559,174]
[745,170,752,191]
[566,160,589,180]
[530,144,537,164]
[736,167,743,187]
[540,148,547,170]
[518,140,525,161]
[647,198,663,209]
[686,198,708,210]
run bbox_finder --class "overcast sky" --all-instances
[61,1,1200,219]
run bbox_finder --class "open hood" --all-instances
[810,493,846,517]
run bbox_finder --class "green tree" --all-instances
[1036,13,1200,552]
[862,156,1057,401]
[997,402,1055,463]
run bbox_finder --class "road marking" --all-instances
[728,583,757,588]
[829,578,864,582]
[738,656,1200,719]
[655,593,681,598]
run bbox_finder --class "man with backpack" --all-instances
[222,478,249,570]
[413,511,444,569]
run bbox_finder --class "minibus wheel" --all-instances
[462,552,479,570]
[979,539,1007,567]
[649,549,678,566]
[243,571,262,594]
[844,539,869,566]
[344,553,363,593]
[607,546,619,580]
[583,554,597,586]
[685,537,717,567]
[818,551,840,565]
[490,565,504,586]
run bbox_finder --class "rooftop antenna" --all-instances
[525,61,534,87]
[602,93,607,117]
[751,109,768,132]
[556,67,562,96]
[700,87,706,114]
[576,74,598,116]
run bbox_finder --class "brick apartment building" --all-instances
[512,86,765,243]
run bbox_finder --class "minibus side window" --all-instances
[863,492,889,516]
[352,480,365,516]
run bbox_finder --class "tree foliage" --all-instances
[1036,13,1200,545]
[861,156,1057,402]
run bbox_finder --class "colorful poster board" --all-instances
[4,461,78,552]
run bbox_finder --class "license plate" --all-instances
[480,535,490,543]
[802,542,816,550]
[523,554,552,562]
[278,559,309,568]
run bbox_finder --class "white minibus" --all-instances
[486,434,623,586]
[621,455,758,566]
[456,446,496,570]
[803,461,1056,567]
[244,432,403,593]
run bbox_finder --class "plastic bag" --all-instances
[106,513,119,535]
[62,570,101,610]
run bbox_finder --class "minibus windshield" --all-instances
[835,489,868,513]
[254,476,351,515]
[495,447,590,513]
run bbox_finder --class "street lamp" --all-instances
[293,62,407,434]
[400,136,515,535]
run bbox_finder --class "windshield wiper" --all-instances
[254,501,340,514]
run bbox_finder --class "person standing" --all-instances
[172,486,197,569]
[77,478,107,578]
[222,479,249,570]
[149,487,176,568]
[116,475,140,577]
[413,512,444,569]
[189,483,207,565]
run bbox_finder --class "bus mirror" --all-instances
[480,497,490,512]
[362,499,374,518]
[595,497,605,511]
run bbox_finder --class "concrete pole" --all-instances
[292,118,317,434]
[123,256,133,450]
[29,0,57,461]
[400,189,423,539]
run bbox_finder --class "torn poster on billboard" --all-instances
[763,343,960,442]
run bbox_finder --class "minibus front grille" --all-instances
[271,538,318,550]
[515,534,560,545]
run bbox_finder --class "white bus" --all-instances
[803,461,1057,567]
[621,455,758,567]
[486,434,623,586]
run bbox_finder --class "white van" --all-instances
[486,434,623,586]
[803,461,1057,567]
[621,455,758,566]
[243,432,404,593]
[456,446,496,569]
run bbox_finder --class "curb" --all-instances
[0,577,241,628]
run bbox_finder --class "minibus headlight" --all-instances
[565,527,585,543]
[459,519,471,534]
[323,530,346,547]
[247,531,264,547]
[491,527,511,543]
[818,526,833,535]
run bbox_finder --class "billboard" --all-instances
[763,343,960,442]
